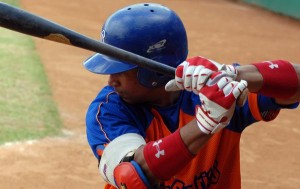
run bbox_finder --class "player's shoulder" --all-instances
[99,85,117,97]
[93,85,120,103]
[87,86,123,113]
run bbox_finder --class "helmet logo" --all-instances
[147,39,166,53]
[101,30,106,43]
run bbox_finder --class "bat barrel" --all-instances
[0,2,176,77]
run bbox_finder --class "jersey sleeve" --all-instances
[248,93,299,121]
[227,93,299,132]
[85,86,145,159]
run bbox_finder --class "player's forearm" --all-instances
[134,146,158,184]
[179,119,212,154]
[235,65,263,93]
[236,63,300,104]
[133,119,211,183]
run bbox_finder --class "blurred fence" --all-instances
[242,0,300,20]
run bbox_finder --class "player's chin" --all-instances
[121,97,142,104]
[120,95,145,104]
[117,91,146,104]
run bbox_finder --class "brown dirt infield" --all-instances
[1,0,300,188]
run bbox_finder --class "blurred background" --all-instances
[0,0,299,188]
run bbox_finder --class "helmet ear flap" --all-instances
[137,68,173,88]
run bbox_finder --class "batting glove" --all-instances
[165,56,237,94]
[196,71,248,134]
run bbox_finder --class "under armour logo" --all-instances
[266,61,278,69]
[153,140,165,158]
[147,39,166,53]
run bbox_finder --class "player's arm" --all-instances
[133,119,212,185]
[133,72,247,185]
[235,61,300,105]
[99,120,212,188]
[101,73,247,188]
[166,57,300,105]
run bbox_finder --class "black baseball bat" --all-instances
[0,2,175,76]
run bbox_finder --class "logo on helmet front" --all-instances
[147,39,167,53]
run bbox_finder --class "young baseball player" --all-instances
[83,3,300,189]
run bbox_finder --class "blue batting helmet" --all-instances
[83,3,188,88]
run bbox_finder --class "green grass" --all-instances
[1,0,18,6]
[0,0,62,144]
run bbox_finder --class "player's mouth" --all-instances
[115,91,128,99]
[116,91,138,104]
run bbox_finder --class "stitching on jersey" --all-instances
[96,91,116,143]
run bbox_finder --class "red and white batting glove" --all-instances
[196,71,248,134]
[165,56,237,94]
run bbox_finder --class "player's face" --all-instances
[108,69,158,104]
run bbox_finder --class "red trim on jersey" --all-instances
[143,129,194,180]
[248,93,280,122]
[253,60,298,99]
[248,93,263,121]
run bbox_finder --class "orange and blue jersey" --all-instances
[86,85,298,189]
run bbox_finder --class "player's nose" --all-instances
[108,74,121,88]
